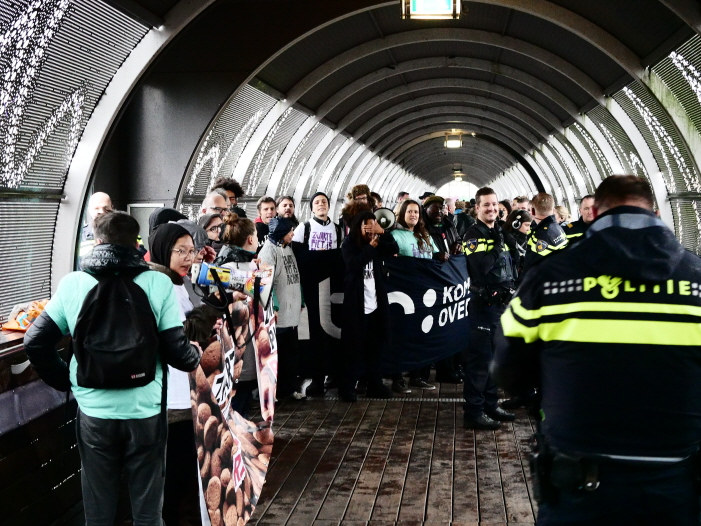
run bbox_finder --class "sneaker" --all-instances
[463,413,501,430]
[391,379,411,394]
[366,383,393,399]
[292,391,307,400]
[485,407,516,421]
[408,378,436,390]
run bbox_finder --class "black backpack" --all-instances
[73,268,160,389]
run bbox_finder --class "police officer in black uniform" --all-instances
[523,192,568,275]
[493,175,701,525]
[562,194,595,247]
[462,187,520,429]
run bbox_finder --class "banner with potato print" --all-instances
[190,272,277,526]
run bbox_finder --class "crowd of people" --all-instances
[26,171,701,525]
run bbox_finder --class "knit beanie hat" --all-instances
[267,216,294,244]
[310,191,329,209]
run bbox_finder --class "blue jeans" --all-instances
[76,410,166,526]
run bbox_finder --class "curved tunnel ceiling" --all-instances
[173,0,700,222]
[5,0,701,322]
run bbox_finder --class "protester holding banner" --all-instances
[423,195,464,383]
[391,199,441,392]
[339,210,399,402]
[462,187,520,430]
[291,191,344,397]
[148,222,209,526]
[259,216,304,399]
[392,199,440,259]
[213,211,261,417]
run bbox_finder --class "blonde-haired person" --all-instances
[554,205,571,224]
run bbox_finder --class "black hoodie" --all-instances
[494,206,701,458]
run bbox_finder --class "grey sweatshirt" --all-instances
[258,240,302,328]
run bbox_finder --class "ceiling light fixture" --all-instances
[401,0,461,20]
[445,133,462,148]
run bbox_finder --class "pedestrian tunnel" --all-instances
[2,1,701,318]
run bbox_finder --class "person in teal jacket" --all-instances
[390,199,441,392]
[391,199,440,259]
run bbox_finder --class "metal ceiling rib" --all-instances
[365,106,540,149]
[373,117,531,154]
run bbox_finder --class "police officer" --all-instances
[462,187,519,429]
[562,194,594,247]
[523,192,568,274]
[493,175,701,525]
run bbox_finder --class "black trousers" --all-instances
[76,410,165,526]
[538,460,699,525]
[163,420,200,526]
[463,303,503,418]
[230,379,257,419]
[340,310,383,392]
[276,327,299,398]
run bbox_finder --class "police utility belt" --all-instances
[530,433,693,504]
[469,286,514,306]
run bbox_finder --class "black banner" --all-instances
[293,247,345,377]
[383,255,471,373]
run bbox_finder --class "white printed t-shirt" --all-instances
[292,219,338,250]
[363,261,377,314]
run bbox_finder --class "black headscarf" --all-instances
[148,207,187,236]
[149,223,191,267]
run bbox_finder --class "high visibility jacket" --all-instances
[493,206,701,458]
[562,217,590,247]
[462,219,519,292]
[523,214,568,274]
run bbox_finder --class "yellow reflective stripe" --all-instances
[510,296,701,321]
[463,238,493,254]
[539,318,701,346]
[501,306,541,343]
[565,232,583,239]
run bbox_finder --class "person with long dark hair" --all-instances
[339,210,398,401]
[391,199,440,392]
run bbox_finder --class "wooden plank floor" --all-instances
[250,376,537,526]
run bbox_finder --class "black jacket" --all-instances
[494,206,701,457]
[463,220,520,295]
[454,212,476,241]
[340,232,398,354]
[214,245,256,266]
[562,217,590,247]
[24,244,200,392]
[425,213,461,256]
[523,214,568,274]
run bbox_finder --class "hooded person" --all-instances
[149,222,209,526]
[148,208,187,237]
[258,216,304,399]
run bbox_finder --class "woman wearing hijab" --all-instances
[339,210,398,402]
[148,223,202,526]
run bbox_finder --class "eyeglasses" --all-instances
[210,207,227,214]
[206,224,221,233]
[172,248,197,259]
